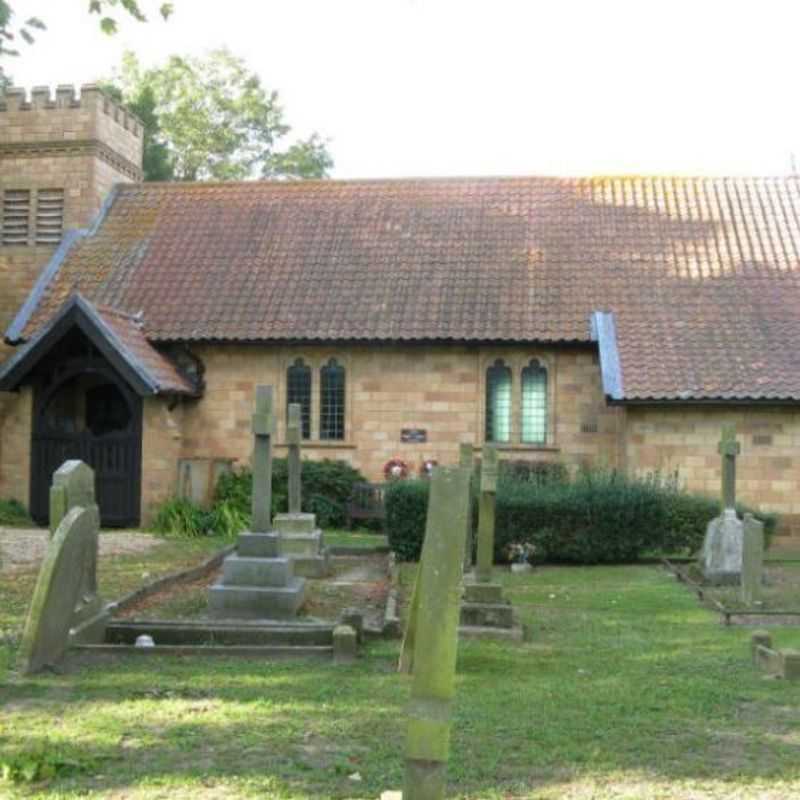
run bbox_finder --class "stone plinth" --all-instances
[273,512,331,578]
[458,574,523,640]
[702,509,743,585]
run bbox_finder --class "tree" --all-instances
[0,1,172,85]
[108,50,333,182]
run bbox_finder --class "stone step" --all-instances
[292,551,332,579]
[73,643,333,660]
[463,581,505,605]
[273,512,317,535]
[222,554,293,587]
[280,531,323,557]
[460,601,514,629]
[208,577,306,620]
[237,532,281,558]
[105,619,333,647]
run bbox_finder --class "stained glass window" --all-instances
[320,358,345,440]
[485,359,512,443]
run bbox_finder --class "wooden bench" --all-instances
[346,482,386,530]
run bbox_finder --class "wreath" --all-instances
[383,457,409,480]
[420,459,438,478]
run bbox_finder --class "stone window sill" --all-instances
[477,444,560,453]
[276,441,357,450]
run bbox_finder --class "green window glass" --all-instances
[286,358,312,439]
[485,359,512,443]
[521,360,547,444]
[320,358,345,440]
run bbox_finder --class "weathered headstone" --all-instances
[17,506,99,674]
[702,424,744,585]
[287,402,302,514]
[475,444,498,584]
[251,385,276,532]
[402,465,471,800]
[459,442,474,571]
[741,513,764,605]
[49,460,106,641]
[208,386,306,619]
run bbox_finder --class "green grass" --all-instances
[323,528,387,549]
[2,545,800,798]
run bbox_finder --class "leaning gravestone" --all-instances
[702,424,745,585]
[49,460,105,640]
[17,506,100,674]
[399,465,471,799]
[459,442,474,571]
[741,513,765,605]
[208,387,306,618]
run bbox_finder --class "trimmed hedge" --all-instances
[385,469,777,564]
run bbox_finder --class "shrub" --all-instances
[385,479,431,561]
[383,466,779,564]
[0,498,32,527]
[151,497,214,538]
[214,457,367,529]
[498,459,569,486]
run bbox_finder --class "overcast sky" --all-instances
[7,0,800,179]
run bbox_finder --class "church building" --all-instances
[2,85,800,539]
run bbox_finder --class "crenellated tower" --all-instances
[0,84,144,356]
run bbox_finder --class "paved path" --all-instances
[0,527,163,573]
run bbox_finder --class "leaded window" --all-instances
[521,359,548,444]
[485,359,512,443]
[320,358,345,440]
[286,358,311,439]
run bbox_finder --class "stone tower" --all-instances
[0,84,144,358]
[0,85,143,505]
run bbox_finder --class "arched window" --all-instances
[286,358,311,439]
[320,358,346,440]
[521,359,548,444]
[485,359,512,443]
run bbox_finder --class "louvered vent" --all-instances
[2,190,31,246]
[35,189,64,245]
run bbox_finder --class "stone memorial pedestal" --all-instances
[272,512,331,578]
[459,575,522,641]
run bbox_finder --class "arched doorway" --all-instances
[30,361,142,527]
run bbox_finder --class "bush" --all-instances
[385,479,431,561]
[0,498,32,527]
[498,459,569,486]
[384,467,779,564]
[151,496,215,538]
[214,457,367,529]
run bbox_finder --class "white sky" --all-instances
[6,0,800,178]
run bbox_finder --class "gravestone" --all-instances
[271,402,331,578]
[17,506,99,674]
[702,424,744,585]
[459,442,474,571]
[459,445,521,640]
[208,386,306,618]
[49,460,107,643]
[401,465,472,799]
[741,513,765,605]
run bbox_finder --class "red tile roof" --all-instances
[12,175,800,401]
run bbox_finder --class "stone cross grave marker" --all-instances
[741,513,765,605]
[719,423,740,511]
[251,385,276,532]
[287,402,302,514]
[49,460,104,633]
[17,505,100,675]
[459,441,474,571]
[401,465,472,799]
[476,444,498,584]
[702,424,744,584]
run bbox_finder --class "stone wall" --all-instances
[138,343,623,520]
[623,406,800,536]
[0,386,32,505]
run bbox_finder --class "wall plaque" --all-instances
[401,428,427,443]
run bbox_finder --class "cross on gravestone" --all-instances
[287,402,302,514]
[718,423,741,511]
[251,386,276,532]
[401,465,471,799]
[17,506,99,675]
[475,444,498,584]
[49,461,101,623]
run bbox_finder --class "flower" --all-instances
[506,541,537,564]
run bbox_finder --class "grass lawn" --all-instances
[2,539,800,798]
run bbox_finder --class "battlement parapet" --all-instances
[0,84,143,138]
